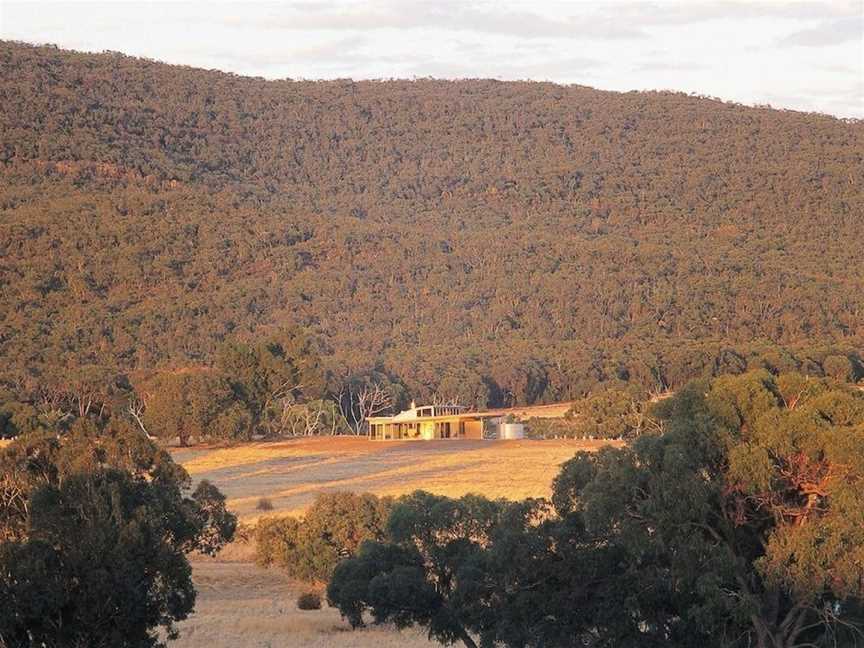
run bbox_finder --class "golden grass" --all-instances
[169,560,438,648]
[172,437,618,521]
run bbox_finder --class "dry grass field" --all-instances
[169,560,438,648]
[172,436,616,521]
[167,437,616,648]
[164,437,619,647]
[164,437,622,647]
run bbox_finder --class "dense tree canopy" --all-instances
[256,491,392,583]
[0,415,236,646]
[1,42,863,409]
[328,372,864,648]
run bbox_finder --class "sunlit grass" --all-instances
[168,561,439,648]
[170,438,619,647]
[172,437,619,521]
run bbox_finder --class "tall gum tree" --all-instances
[555,370,864,648]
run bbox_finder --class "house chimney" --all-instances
[410,400,416,410]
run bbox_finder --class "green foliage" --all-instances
[552,371,864,647]
[328,491,511,648]
[0,417,236,646]
[139,368,252,445]
[255,491,392,583]
[255,515,303,569]
[0,400,42,438]
[822,353,856,382]
[563,389,653,439]
[217,330,326,423]
[525,390,658,439]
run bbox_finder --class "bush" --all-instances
[254,516,303,568]
[254,491,393,582]
[525,417,576,439]
[297,592,322,610]
[257,497,274,511]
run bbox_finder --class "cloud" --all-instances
[199,36,368,70]
[777,15,863,47]
[215,1,646,40]
[612,0,860,26]
[635,60,709,72]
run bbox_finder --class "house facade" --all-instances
[367,402,501,440]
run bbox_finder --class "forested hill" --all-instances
[2,41,864,406]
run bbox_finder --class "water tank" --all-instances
[500,423,525,440]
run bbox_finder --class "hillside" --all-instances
[2,41,863,405]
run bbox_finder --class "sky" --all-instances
[0,0,862,118]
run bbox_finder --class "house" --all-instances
[367,401,502,440]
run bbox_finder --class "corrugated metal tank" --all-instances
[500,423,525,439]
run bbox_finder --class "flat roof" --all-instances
[367,412,501,424]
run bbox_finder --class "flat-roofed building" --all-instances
[367,402,502,440]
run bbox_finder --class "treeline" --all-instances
[2,42,864,408]
[253,371,864,648]
[0,327,408,444]
[3,324,863,444]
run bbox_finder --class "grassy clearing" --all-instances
[169,560,438,648]
[172,437,618,522]
[170,437,620,646]
[171,437,616,647]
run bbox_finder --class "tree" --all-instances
[0,399,43,438]
[549,371,864,648]
[328,372,864,648]
[328,491,507,648]
[256,491,392,583]
[492,357,549,406]
[0,417,236,646]
[4,42,864,414]
[822,353,855,383]
[217,330,326,433]
[338,373,401,435]
[138,368,252,445]
[264,398,351,437]
[564,388,654,439]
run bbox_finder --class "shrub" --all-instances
[525,417,576,439]
[297,592,322,610]
[254,491,393,582]
[257,497,274,511]
[254,516,303,568]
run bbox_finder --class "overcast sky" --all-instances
[1,0,862,118]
